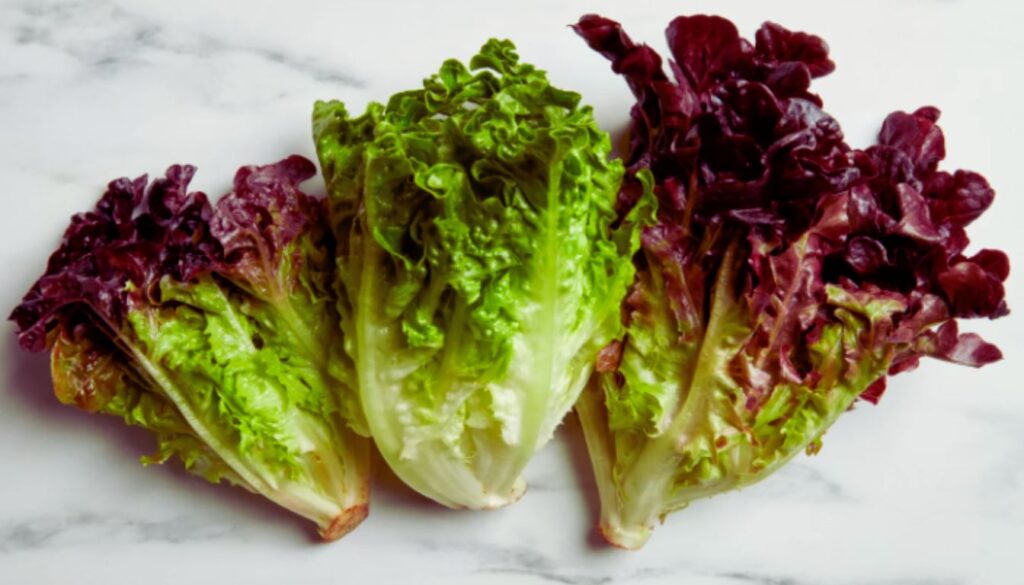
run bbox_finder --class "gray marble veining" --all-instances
[6,1,362,86]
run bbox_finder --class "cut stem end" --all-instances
[475,475,528,510]
[319,503,369,541]
[598,520,653,550]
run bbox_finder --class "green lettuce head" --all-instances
[313,39,650,508]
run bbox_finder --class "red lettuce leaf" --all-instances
[10,165,220,352]
[574,15,1008,389]
[11,155,320,352]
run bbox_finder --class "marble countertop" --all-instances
[1,1,1021,583]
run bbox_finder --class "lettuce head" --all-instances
[313,40,650,508]
[573,14,1009,548]
[11,156,370,540]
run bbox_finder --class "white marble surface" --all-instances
[1,0,1022,583]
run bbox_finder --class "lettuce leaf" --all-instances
[574,14,1008,548]
[313,39,649,508]
[11,156,370,540]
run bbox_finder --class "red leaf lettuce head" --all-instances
[572,13,1009,549]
